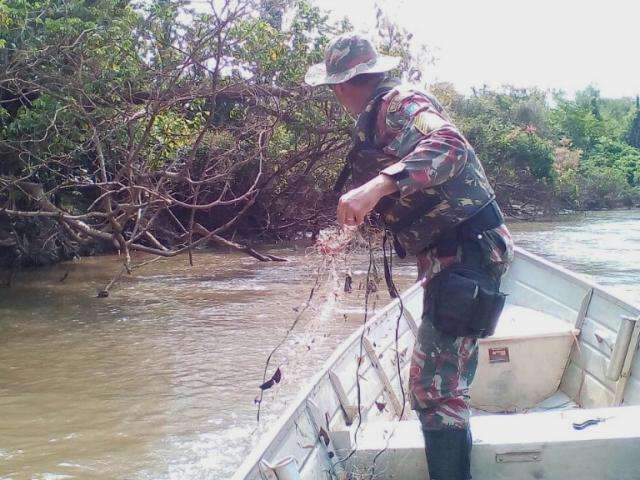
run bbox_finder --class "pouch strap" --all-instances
[457,200,504,239]
[333,161,352,193]
[434,200,504,258]
[382,230,399,299]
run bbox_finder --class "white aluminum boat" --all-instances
[233,247,640,480]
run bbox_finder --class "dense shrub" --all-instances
[1,0,639,268]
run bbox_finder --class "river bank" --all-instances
[4,206,640,276]
[2,210,640,479]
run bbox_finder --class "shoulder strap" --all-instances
[353,78,401,147]
[334,78,401,193]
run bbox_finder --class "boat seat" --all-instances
[350,405,640,480]
[490,304,579,340]
[471,304,580,412]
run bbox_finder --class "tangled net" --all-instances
[256,226,381,416]
[314,226,358,256]
[255,224,402,479]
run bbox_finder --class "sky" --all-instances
[313,0,640,99]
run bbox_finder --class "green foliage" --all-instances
[147,109,206,169]
[628,98,640,149]
[552,88,637,152]
[453,87,555,181]
[229,0,334,85]
[1,0,361,267]
[575,167,640,209]
[550,97,602,152]
[503,129,555,180]
[447,84,640,212]
[585,139,640,186]
[1,0,143,166]
[2,0,640,269]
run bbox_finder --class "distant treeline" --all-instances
[1,0,639,268]
[436,84,640,217]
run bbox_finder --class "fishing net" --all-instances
[252,225,410,480]
[255,225,384,413]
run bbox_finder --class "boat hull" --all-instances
[233,247,640,480]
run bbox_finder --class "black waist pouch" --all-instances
[424,264,506,338]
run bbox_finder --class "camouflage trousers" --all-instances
[409,224,514,430]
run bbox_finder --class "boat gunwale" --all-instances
[231,281,423,479]
[513,247,640,314]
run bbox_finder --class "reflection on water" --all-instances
[1,209,640,479]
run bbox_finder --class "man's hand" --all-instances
[337,174,398,226]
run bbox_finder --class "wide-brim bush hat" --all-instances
[305,33,401,86]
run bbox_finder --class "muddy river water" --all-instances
[2,210,640,479]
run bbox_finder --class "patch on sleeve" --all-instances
[386,88,416,113]
[387,93,403,113]
[413,111,448,136]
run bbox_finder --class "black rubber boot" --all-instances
[422,427,472,480]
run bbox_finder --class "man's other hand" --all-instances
[337,174,398,227]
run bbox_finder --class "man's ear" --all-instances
[333,83,346,96]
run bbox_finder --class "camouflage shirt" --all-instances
[349,77,496,255]
[368,78,472,197]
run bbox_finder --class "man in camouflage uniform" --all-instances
[306,34,514,479]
